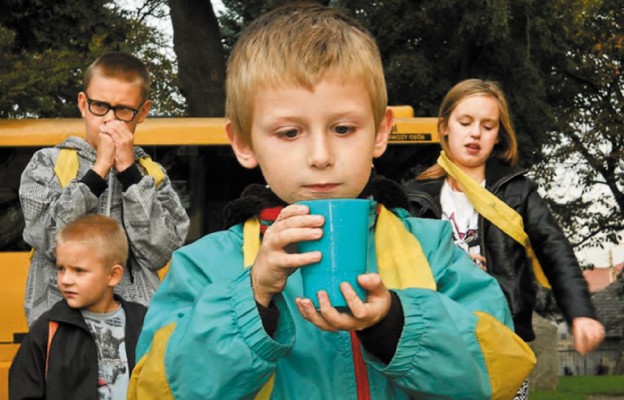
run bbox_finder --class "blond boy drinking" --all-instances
[129,4,535,399]
[10,214,147,399]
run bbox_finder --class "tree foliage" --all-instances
[335,0,567,166]
[214,0,623,249]
[329,1,623,248]
[218,0,329,56]
[215,0,564,163]
[532,0,623,249]
[166,0,330,117]
[2,0,621,249]
[168,0,226,117]
[0,0,183,118]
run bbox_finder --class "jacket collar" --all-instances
[223,173,410,228]
[404,177,444,218]
[407,177,444,198]
[405,158,527,217]
[408,158,527,194]
[484,158,527,191]
[47,294,128,329]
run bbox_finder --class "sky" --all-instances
[578,244,624,269]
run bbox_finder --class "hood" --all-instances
[223,173,410,228]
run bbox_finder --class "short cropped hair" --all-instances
[226,3,388,145]
[84,51,151,101]
[418,79,518,180]
[56,214,128,269]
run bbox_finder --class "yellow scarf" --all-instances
[437,151,551,289]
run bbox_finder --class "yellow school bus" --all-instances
[0,107,439,399]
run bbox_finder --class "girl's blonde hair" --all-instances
[226,3,387,146]
[418,79,518,180]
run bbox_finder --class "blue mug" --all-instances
[297,198,370,310]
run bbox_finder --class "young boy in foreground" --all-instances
[129,4,535,399]
[10,214,147,399]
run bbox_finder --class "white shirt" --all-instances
[440,179,483,259]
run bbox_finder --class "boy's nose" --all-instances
[308,134,334,168]
[102,109,117,122]
[58,272,73,286]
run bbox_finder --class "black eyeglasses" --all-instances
[86,97,142,122]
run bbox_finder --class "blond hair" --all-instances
[418,79,518,180]
[84,51,151,101]
[226,3,387,145]
[56,214,128,269]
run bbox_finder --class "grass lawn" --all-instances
[531,376,624,400]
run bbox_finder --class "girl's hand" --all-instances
[469,253,487,271]
[251,204,324,307]
[295,273,391,332]
[572,317,605,355]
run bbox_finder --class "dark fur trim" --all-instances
[360,173,410,211]
[223,174,409,228]
[223,184,286,227]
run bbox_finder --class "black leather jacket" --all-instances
[404,159,596,341]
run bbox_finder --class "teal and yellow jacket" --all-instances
[130,202,534,399]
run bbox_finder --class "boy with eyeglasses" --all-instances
[19,51,189,326]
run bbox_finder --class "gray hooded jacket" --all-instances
[19,136,189,325]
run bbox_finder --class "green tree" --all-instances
[334,0,623,249]
[168,0,226,117]
[533,0,623,249]
[33,0,612,250]
[166,0,330,117]
[215,0,552,157]
[137,0,623,251]
[0,0,183,117]
[335,0,561,165]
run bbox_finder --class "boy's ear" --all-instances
[225,120,258,169]
[135,99,152,124]
[373,107,393,158]
[77,92,88,118]
[108,264,124,287]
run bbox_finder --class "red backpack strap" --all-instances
[45,321,59,379]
